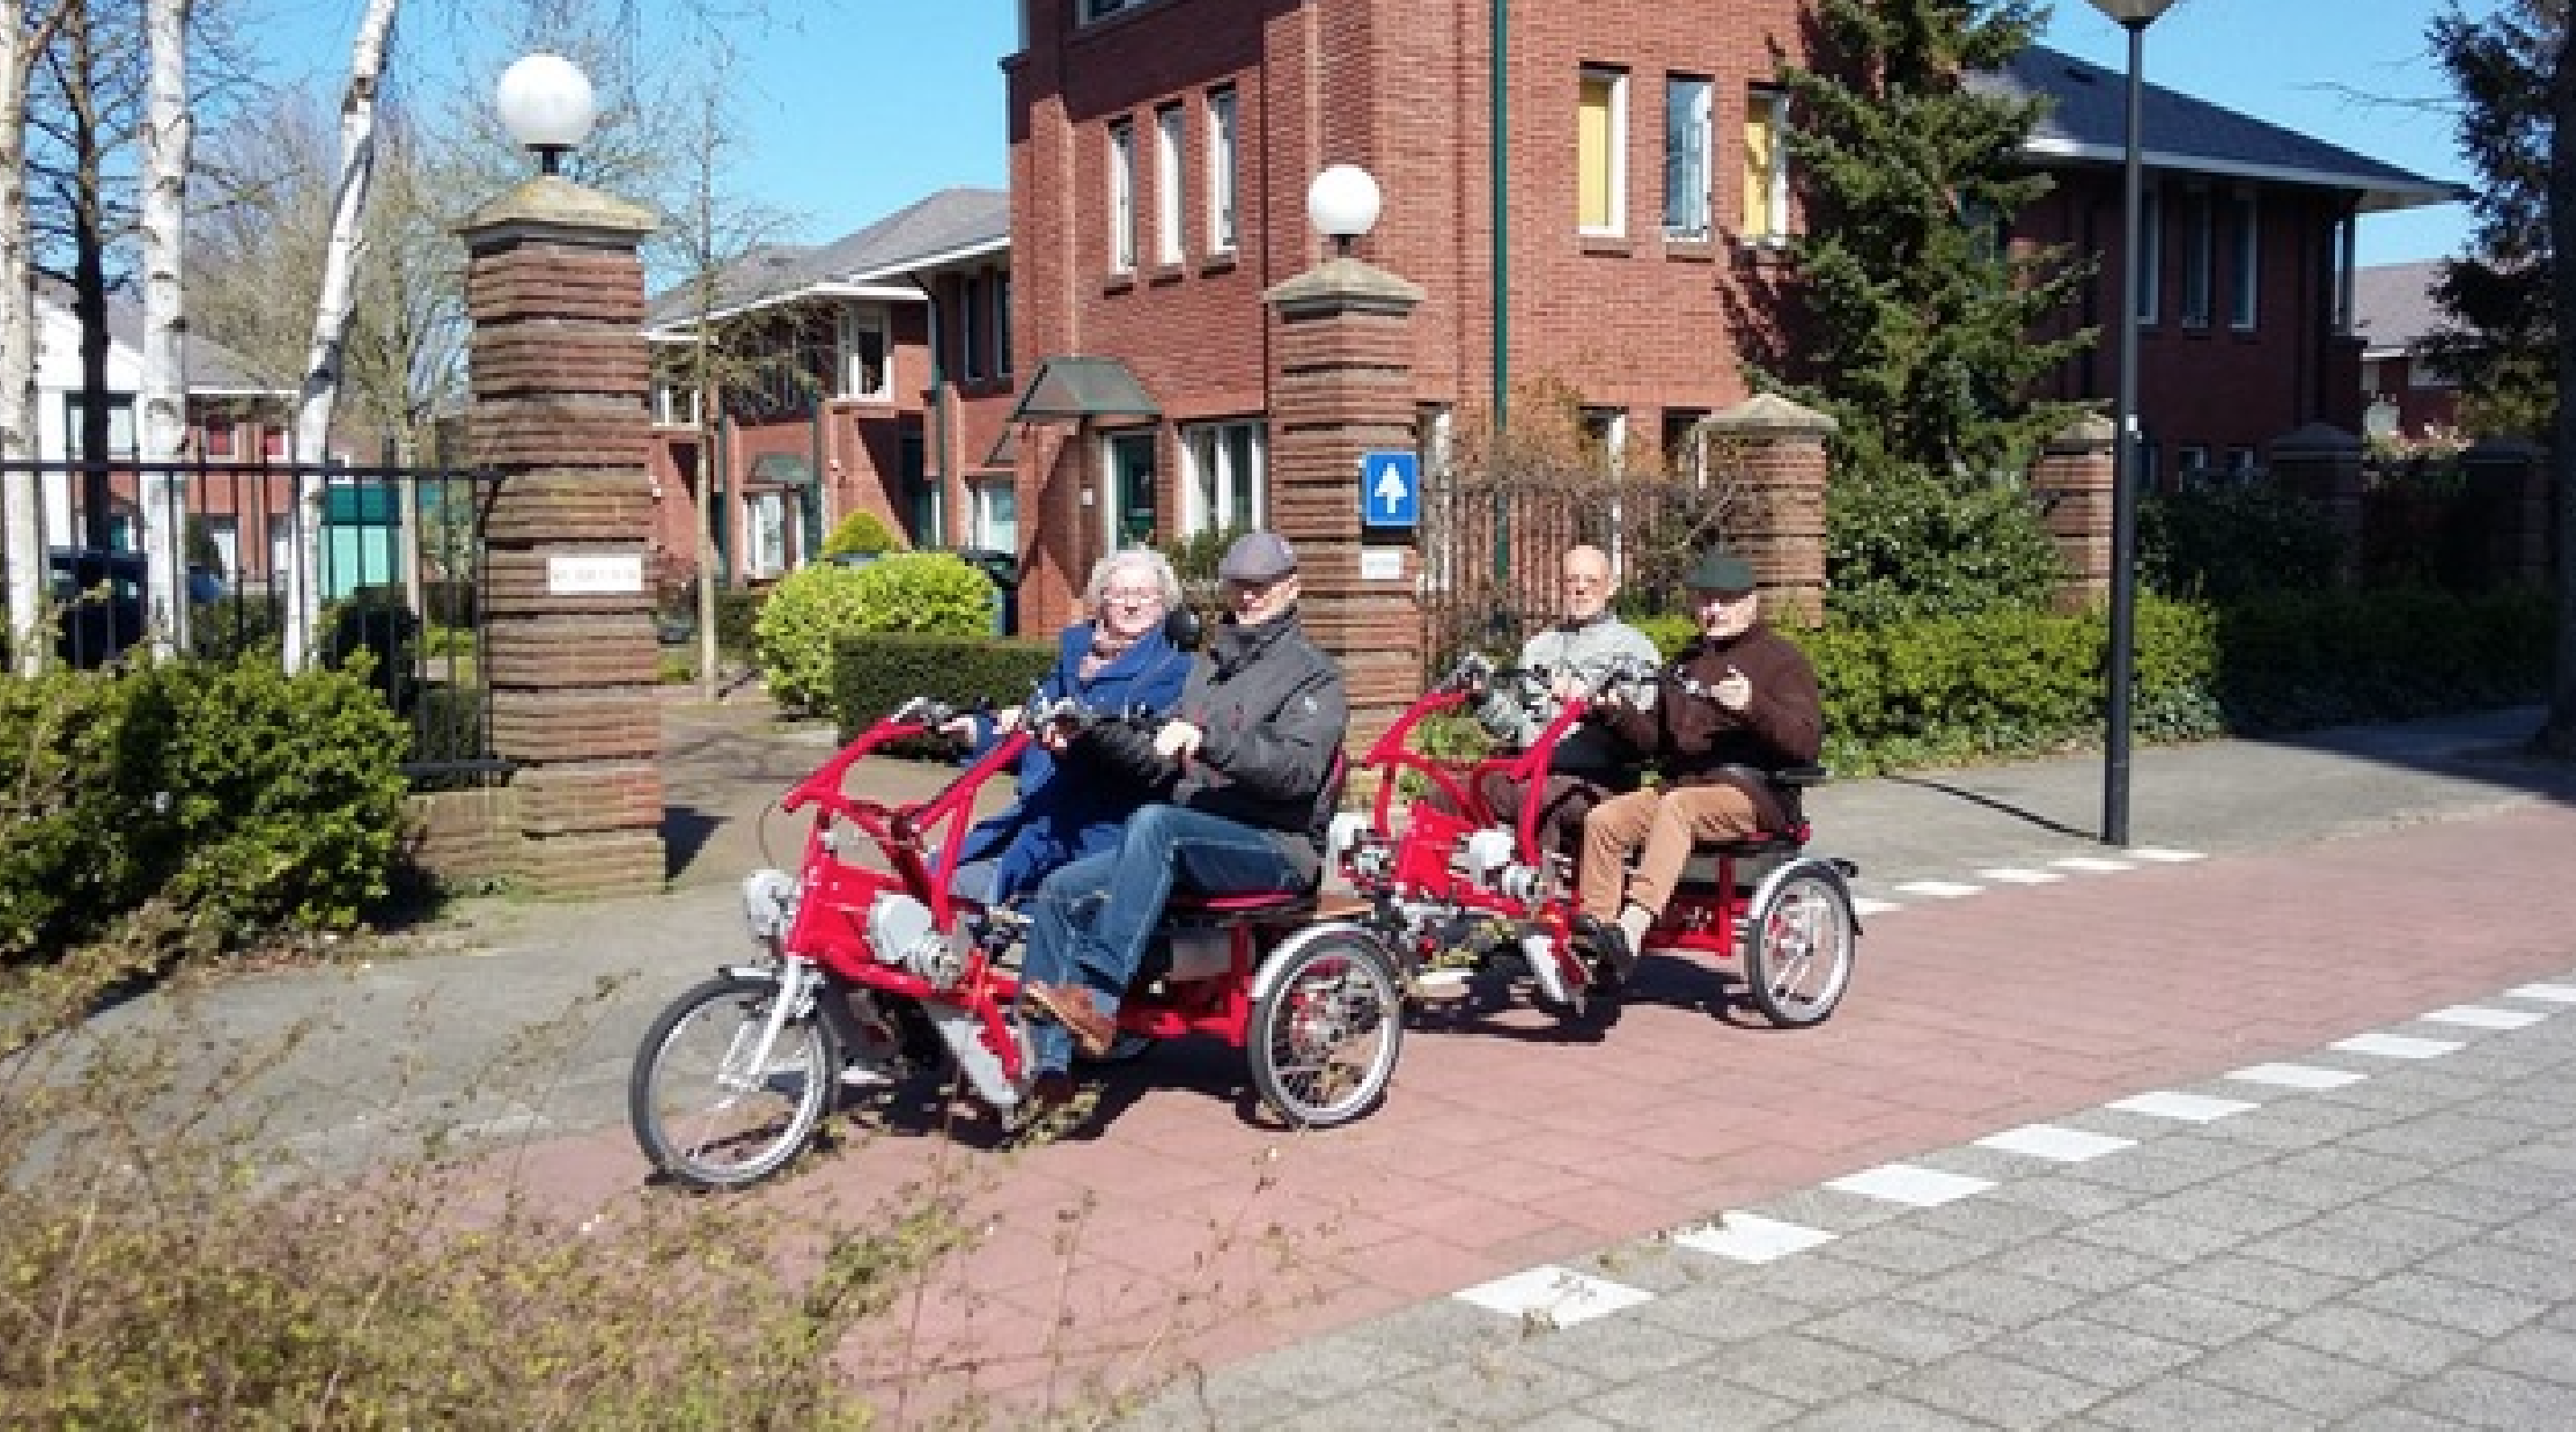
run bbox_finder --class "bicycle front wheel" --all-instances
[630,972,840,1191]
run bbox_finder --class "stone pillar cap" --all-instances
[459,174,658,243]
[1265,256,1426,312]
[1706,391,1838,435]
[2269,421,2361,457]
[2051,412,2117,444]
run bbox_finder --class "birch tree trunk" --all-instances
[3,7,74,674]
[138,0,191,659]
[284,0,397,671]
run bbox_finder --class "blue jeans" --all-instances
[1020,804,1307,1074]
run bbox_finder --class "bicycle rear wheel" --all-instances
[630,971,839,1191]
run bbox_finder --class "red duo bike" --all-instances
[1327,653,1861,1027]
[628,695,1407,1190]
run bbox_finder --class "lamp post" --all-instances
[2090,0,2175,848]
[1307,163,1383,257]
[495,52,598,176]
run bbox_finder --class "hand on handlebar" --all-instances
[1154,719,1206,764]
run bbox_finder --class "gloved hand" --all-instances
[1154,719,1206,763]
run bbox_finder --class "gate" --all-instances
[3,458,505,788]
[1418,453,1749,667]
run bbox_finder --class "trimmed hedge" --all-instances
[830,631,1060,741]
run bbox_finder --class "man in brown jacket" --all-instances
[1574,548,1822,986]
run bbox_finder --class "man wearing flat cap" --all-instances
[1016,530,1348,1111]
[1574,548,1821,986]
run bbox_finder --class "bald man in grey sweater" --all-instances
[1470,544,1662,862]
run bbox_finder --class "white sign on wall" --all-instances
[547,553,645,597]
[1358,548,1404,581]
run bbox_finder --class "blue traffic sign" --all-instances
[1359,451,1420,528]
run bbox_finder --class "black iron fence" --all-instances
[2,458,505,787]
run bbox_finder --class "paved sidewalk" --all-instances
[84,701,2576,1426]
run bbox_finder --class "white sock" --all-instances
[1617,902,1652,953]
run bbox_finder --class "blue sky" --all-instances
[287,1,2475,268]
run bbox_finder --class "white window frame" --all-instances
[2135,187,2163,328]
[1663,75,1712,240]
[2180,188,2214,330]
[1154,104,1185,266]
[970,476,1018,553]
[745,490,789,579]
[1206,87,1238,255]
[1180,419,1266,537]
[993,272,1014,377]
[2229,191,2259,331]
[839,307,891,403]
[1744,86,1792,246]
[653,379,702,429]
[1101,429,1158,549]
[959,274,986,383]
[1080,0,1144,22]
[1577,67,1628,237]
[1107,118,1137,274]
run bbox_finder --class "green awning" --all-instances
[748,453,814,487]
[1006,356,1160,423]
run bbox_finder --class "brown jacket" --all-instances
[1600,622,1823,827]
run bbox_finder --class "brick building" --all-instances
[2350,258,2465,445]
[994,0,2457,629]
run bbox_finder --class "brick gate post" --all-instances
[2268,423,2366,588]
[1705,393,1834,628]
[460,175,665,897]
[2033,414,2117,611]
[1264,254,1426,758]
[2460,437,2553,588]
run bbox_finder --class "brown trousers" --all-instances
[1578,783,1765,923]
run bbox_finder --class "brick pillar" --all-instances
[1706,392,1833,628]
[1264,255,1426,758]
[2461,437,2553,588]
[2032,414,2117,611]
[461,176,664,897]
[2269,423,2366,587]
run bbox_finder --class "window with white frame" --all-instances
[1181,420,1265,537]
[1206,87,1238,254]
[1080,0,1145,22]
[1107,117,1137,274]
[653,377,702,429]
[1154,104,1184,265]
[1663,75,1712,239]
[970,477,1018,552]
[1743,87,1791,245]
[2135,187,2163,326]
[840,308,890,402]
[1578,67,1628,237]
[959,274,986,383]
[1104,430,1158,548]
[2181,189,2214,329]
[746,490,788,578]
[2229,191,2259,330]
[1580,407,1628,473]
[1661,408,1710,482]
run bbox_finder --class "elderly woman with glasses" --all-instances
[942,547,1193,907]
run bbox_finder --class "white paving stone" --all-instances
[1826,1163,1996,1207]
[2332,1032,2466,1060]
[1893,879,1983,900]
[2051,855,2136,873]
[1853,897,1904,917]
[1974,867,2065,885]
[1976,1123,2136,1162]
[2124,847,2207,863]
[2108,1090,2260,1122]
[2502,982,2576,1005]
[2419,1004,2549,1030]
[2227,1062,2368,1091]
[1453,1265,1654,1326]
[1673,1213,1839,1265]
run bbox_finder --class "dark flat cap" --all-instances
[1219,531,1300,581]
[1682,549,1757,592]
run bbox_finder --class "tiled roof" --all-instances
[2350,259,2447,356]
[645,185,1009,329]
[1987,46,2464,214]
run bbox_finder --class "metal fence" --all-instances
[3,458,505,787]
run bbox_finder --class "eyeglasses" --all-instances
[1103,587,1165,607]
[1560,574,1604,589]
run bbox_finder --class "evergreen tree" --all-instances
[1756,0,2092,618]
[2423,0,2564,443]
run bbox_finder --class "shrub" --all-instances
[831,631,1058,740]
[755,554,996,712]
[2139,480,2342,600]
[1825,460,2067,624]
[321,586,422,709]
[819,508,900,559]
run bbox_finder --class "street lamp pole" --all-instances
[2090,0,2175,847]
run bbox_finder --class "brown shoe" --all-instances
[1024,981,1116,1058]
[1026,1070,1077,1113]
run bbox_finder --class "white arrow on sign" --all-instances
[1371,460,1411,517]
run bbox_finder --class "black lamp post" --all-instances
[2090,0,2177,847]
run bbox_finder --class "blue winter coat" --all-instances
[950,621,1191,902]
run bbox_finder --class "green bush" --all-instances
[830,631,1058,741]
[716,588,764,657]
[2140,480,2342,600]
[189,593,283,664]
[0,658,410,962]
[755,554,995,712]
[1825,460,2068,624]
[321,586,422,708]
[819,508,899,559]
